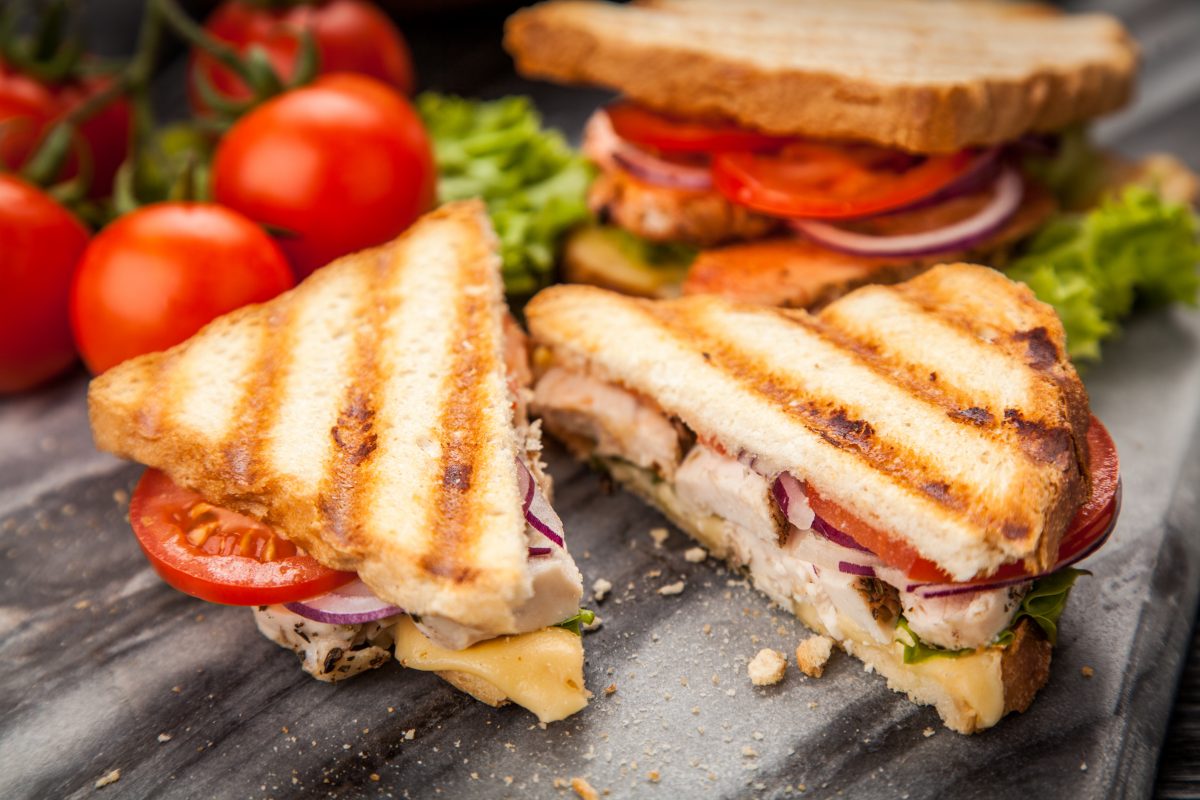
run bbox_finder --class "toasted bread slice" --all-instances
[526,264,1089,580]
[90,201,550,635]
[506,0,1137,153]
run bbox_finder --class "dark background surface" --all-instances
[3,0,1199,798]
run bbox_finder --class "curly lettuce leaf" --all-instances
[1001,567,1087,647]
[417,93,595,295]
[896,618,972,665]
[1008,187,1200,360]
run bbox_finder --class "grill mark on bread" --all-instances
[318,254,390,549]
[221,303,297,490]
[419,280,494,585]
[647,303,974,517]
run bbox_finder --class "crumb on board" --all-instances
[647,771,660,783]
[649,527,669,548]
[1081,666,1095,678]
[94,769,121,788]
[156,733,172,743]
[112,489,129,506]
[604,683,617,696]
[370,773,381,782]
[73,600,90,610]
[748,648,787,686]
[571,776,600,800]
[795,635,835,678]
[684,546,707,563]
[592,578,613,602]
[923,727,935,738]
[658,581,685,596]
[404,729,416,741]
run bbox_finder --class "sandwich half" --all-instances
[88,201,590,723]
[526,263,1121,732]
[507,0,1195,307]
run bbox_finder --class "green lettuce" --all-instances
[554,608,596,636]
[898,568,1087,663]
[417,93,595,295]
[1008,188,1200,360]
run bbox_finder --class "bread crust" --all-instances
[506,0,1137,153]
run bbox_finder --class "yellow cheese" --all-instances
[393,617,589,723]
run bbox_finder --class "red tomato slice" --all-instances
[712,142,977,219]
[129,468,355,605]
[604,101,792,154]
[809,415,1120,584]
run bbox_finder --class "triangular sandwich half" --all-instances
[526,263,1120,732]
[89,200,589,722]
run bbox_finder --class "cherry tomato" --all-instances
[0,174,89,393]
[0,63,131,198]
[190,0,415,114]
[212,73,435,279]
[712,143,978,220]
[809,416,1120,583]
[69,202,294,374]
[130,468,356,606]
[604,102,792,154]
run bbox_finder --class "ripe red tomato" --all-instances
[190,0,415,114]
[70,202,294,374]
[809,415,1120,584]
[212,73,435,278]
[130,468,356,606]
[0,174,89,393]
[0,63,131,198]
[712,143,978,220]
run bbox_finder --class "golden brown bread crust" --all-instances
[1001,618,1053,714]
[506,0,1137,153]
[526,264,1090,579]
[682,179,1058,308]
[88,201,537,635]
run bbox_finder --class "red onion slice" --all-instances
[838,561,877,578]
[528,546,553,558]
[789,167,1023,258]
[285,579,403,625]
[515,457,565,548]
[771,472,815,530]
[612,146,714,190]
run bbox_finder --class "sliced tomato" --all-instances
[604,101,791,154]
[129,468,355,605]
[712,142,977,220]
[809,416,1120,584]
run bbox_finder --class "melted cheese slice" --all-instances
[393,617,589,723]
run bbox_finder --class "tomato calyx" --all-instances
[807,415,1120,587]
[130,468,356,606]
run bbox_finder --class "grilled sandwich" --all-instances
[507,0,1195,307]
[526,263,1121,732]
[88,201,590,723]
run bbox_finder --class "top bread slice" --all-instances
[505,0,1137,153]
[89,201,537,635]
[526,263,1091,581]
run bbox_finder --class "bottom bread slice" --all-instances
[600,457,1052,734]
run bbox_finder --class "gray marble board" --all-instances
[2,1,1200,798]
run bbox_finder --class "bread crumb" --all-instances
[684,547,707,563]
[604,683,617,696]
[702,624,712,636]
[156,732,172,743]
[1081,666,1095,678]
[94,769,121,788]
[571,776,599,800]
[1080,762,1088,772]
[658,581,685,596]
[370,773,381,782]
[922,727,935,738]
[73,600,90,610]
[404,729,416,740]
[649,527,669,547]
[592,578,613,602]
[747,648,787,686]
[647,771,660,783]
[795,635,835,678]
[113,489,129,506]
[554,777,570,789]
[742,746,758,758]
